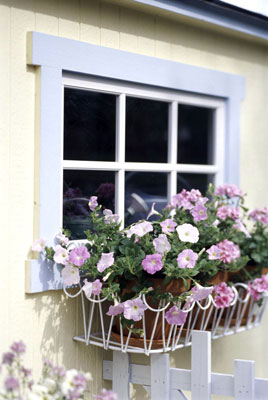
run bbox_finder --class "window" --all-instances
[62,75,224,239]
[26,32,244,292]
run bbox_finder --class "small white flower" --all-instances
[176,223,199,243]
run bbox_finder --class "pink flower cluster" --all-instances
[106,298,147,321]
[248,275,268,301]
[171,189,208,222]
[207,239,240,264]
[216,205,240,221]
[215,184,243,198]
[249,207,268,226]
[214,282,234,308]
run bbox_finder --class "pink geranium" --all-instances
[216,206,240,221]
[97,252,114,273]
[32,238,47,252]
[160,219,177,234]
[54,245,69,265]
[142,254,163,274]
[249,208,268,226]
[69,246,90,267]
[153,234,171,255]
[62,265,80,286]
[217,239,240,264]
[214,282,234,308]
[177,249,198,269]
[215,183,243,198]
[165,306,187,325]
[123,298,147,321]
[94,389,118,400]
[248,275,268,301]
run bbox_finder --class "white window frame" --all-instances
[25,31,245,293]
[62,74,225,227]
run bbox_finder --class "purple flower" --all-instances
[176,223,199,243]
[234,220,251,238]
[53,245,69,265]
[146,202,161,220]
[103,209,120,224]
[94,389,118,400]
[11,340,25,354]
[22,367,32,377]
[177,249,198,269]
[31,238,46,252]
[82,279,102,299]
[165,306,187,325]
[142,254,163,274]
[2,352,15,365]
[106,303,124,316]
[5,376,19,391]
[92,279,102,295]
[191,285,214,302]
[190,203,207,222]
[153,234,171,255]
[97,252,114,273]
[160,219,177,234]
[126,221,153,238]
[206,245,221,260]
[69,246,90,267]
[88,196,98,211]
[56,231,69,246]
[62,265,80,286]
[123,298,147,321]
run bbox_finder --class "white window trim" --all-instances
[25,31,245,293]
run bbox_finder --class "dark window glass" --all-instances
[177,173,214,195]
[178,105,214,165]
[125,97,168,163]
[64,88,116,161]
[125,172,167,225]
[63,170,115,239]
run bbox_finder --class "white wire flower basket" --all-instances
[63,283,268,355]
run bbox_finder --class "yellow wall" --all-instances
[1,0,268,398]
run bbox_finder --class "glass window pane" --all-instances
[125,172,168,225]
[125,97,168,163]
[178,105,214,165]
[64,88,116,161]
[63,170,115,239]
[177,173,214,195]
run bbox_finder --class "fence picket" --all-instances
[151,353,170,400]
[191,330,211,399]
[234,359,255,400]
[112,352,130,400]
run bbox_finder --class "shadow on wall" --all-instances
[26,290,113,399]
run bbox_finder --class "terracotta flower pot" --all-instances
[112,278,190,348]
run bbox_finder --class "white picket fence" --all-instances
[103,331,268,399]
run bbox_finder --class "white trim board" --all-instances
[26,31,245,293]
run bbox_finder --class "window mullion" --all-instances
[168,101,178,200]
[214,105,225,187]
[115,94,126,225]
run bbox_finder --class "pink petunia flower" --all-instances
[97,252,114,273]
[160,219,177,234]
[176,223,199,243]
[69,246,91,267]
[146,202,161,220]
[88,196,98,211]
[206,245,221,260]
[94,389,118,400]
[123,298,147,321]
[103,209,120,224]
[62,265,80,286]
[142,254,163,274]
[56,231,69,246]
[190,202,207,222]
[54,245,69,265]
[106,303,124,316]
[153,234,171,255]
[177,249,198,269]
[32,238,47,252]
[82,279,102,299]
[165,306,187,325]
[126,221,153,238]
[233,219,251,238]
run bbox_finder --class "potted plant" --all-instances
[32,184,252,345]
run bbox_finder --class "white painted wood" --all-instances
[214,104,225,187]
[151,353,171,400]
[115,93,126,226]
[191,330,211,400]
[168,101,178,200]
[112,352,130,400]
[255,378,268,400]
[211,372,234,397]
[234,359,255,400]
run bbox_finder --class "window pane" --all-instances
[125,172,168,225]
[63,170,115,239]
[64,88,116,161]
[125,97,168,163]
[178,105,214,164]
[177,173,214,195]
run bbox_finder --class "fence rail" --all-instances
[103,331,268,399]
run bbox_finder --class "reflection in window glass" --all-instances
[177,173,214,195]
[125,172,167,225]
[125,97,168,163]
[64,88,116,161]
[178,105,214,165]
[63,170,115,239]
